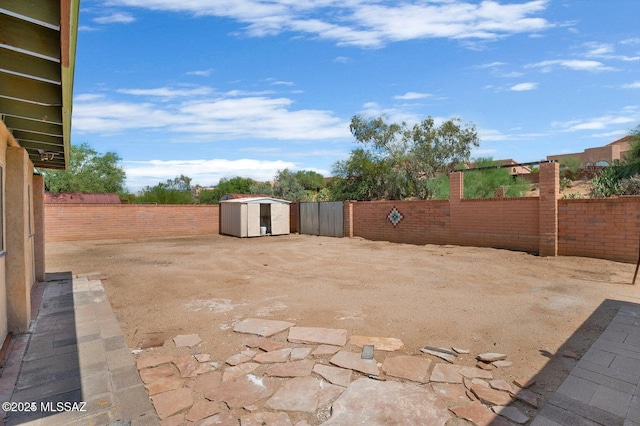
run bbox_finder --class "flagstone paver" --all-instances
[430,363,463,383]
[265,376,344,413]
[194,371,223,392]
[489,379,515,394]
[312,364,352,387]
[253,348,291,363]
[259,340,285,352]
[226,353,252,366]
[431,383,471,403]
[290,347,312,360]
[312,345,342,356]
[145,376,185,396]
[195,353,212,363]
[205,374,278,408]
[348,336,404,351]
[492,405,529,424]
[174,355,202,378]
[471,384,513,406]
[139,364,176,383]
[173,334,202,348]
[382,355,432,383]
[266,359,315,377]
[324,378,451,425]
[477,352,507,362]
[241,412,293,426]
[185,400,224,422]
[222,362,260,382]
[150,387,194,419]
[515,388,538,407]
[450,401,511,426]
[288,327,348,346]
[330,351,379,376]
[234,318,296,337]
[137,355,174,370]
[459,366,493,379]
[421,348,457,363]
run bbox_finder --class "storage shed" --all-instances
[220,197,291,238]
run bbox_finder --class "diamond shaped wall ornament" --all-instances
[388,207,404,227]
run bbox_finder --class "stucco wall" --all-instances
[0,128,7,342]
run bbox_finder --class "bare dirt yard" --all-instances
[46,234,640,421]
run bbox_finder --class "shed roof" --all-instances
[220,197,290,204]
[219,193,271,201]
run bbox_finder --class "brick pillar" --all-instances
[343,201,354,238]
[449,172,464,246]
[539,161,560,257]
[449,172,464,202]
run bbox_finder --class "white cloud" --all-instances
[582,41,640,62]
[526,59,615,72]
[186,69,214,77]
[93,12,136,24]
[117,86,214,98]
[510,82,538,91]
[333,56,349,63]
[73,91,350,140]
[553,110,640,132]
[394,92,432,100]
[622,81,640,89]
[123,158,298,190]
[107,0,554,48]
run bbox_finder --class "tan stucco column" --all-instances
[6,147,34,333]
[33,174,45,281]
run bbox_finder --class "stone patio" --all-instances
[1,275,639,425]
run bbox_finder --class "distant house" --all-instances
[45,193,121,204]
[547,135,633,168]
[493,159,532,175]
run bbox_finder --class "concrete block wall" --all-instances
[45,204,219,242]
[559,197,640,263]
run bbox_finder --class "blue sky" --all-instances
[72,0,640,191]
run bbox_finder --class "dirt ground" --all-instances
[46,234,640,414]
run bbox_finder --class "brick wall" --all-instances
[453,198,540,253]
[352,200,451,245]
[559,197,640,263]
[45,204,219,242]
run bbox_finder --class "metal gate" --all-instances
[299,202,344,237]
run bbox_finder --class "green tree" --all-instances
[40,142,126,195]
[294,170,326,191]
[249,181,275,196]
[134,175,194,204]
[462,158,530,199]
[198,176,255,204]
[331,115,480,200]
[273,169,308,201]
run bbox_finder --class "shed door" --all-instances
[270,203,290,235]
[247,203,261,237]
